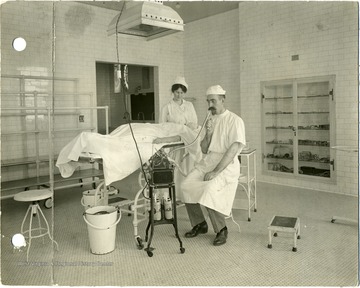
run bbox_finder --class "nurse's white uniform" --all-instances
[160,99,198,201]
[181,110,246,216]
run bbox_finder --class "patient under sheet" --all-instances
[56,122,203,186]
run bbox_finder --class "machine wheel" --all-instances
[267,244,272,249]
[273,232,278,237]
[292,247,297,252]
[147,251,153,257]
[297,235,301,239]
[248,217,251,222]
[44,198,53,209]
[180,247,185,254]
[136,237,144,250]
[254,208,257,212]
[331,219,335,223]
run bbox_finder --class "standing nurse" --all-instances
[156,76,199,201]
[181,85,246,246]
[159,76,198,130]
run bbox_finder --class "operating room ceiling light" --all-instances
[108,1,184,41]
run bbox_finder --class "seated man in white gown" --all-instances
[181,85,246,246]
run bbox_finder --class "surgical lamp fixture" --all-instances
[107,1,184,41]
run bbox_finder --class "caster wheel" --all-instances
[273,233,278,237]
[267,244,272,249]
[180,247,185,254]
[147,251,153,257]
[44,198,53,209]
[292,247,297,252]
[297,235,301,239]
[248,218,251,222]
[136,237,144,250]
[331,219,335,223]
[254,208,257,212]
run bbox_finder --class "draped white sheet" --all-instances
[56,123,203,186]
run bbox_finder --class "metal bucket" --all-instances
[83,205,121,255]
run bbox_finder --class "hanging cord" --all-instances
[115,3,126,65]
[114,2,150,187]
[168,110,212,157]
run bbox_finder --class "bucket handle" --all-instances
[94,181,106,207]
[80,180,106,207]
[83,209,122,230]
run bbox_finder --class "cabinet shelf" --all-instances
[264,96,292,100]
[266,112,293,115]
[2,156,55,167]
[1,111,81,117]
[266,141,293,145]
[266,156,294,160]
[297,127,329,131]
[266,126,292,129]
[298,94,329,99]
[261,75,335,180]
[298,111,329,114]
[2,127,95,136]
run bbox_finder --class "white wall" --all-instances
[1,1,358,196]
[238,1,358,195]
[184,9,240,121]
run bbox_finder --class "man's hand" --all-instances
[205,118,214,135]
[204,171,218,181]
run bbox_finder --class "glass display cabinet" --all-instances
[261,75,335,181]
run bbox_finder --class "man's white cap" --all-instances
[206,85,226,96]
[173,76,188,89]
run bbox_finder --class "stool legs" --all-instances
[21,202,59,262]
[267,230,272,249]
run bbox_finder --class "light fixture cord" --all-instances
[115,2,126,65]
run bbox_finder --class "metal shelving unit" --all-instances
[261,75,336,181]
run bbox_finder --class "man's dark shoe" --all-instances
[185,221,208,238]
[213,226,228,246]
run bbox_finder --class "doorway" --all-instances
[95,62,156,134]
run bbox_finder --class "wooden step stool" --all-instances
[267,215,301,252]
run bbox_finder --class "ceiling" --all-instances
[79,1,239,24]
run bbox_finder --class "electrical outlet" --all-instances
[79,115,84,122]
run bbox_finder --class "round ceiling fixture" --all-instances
[12,37,27,52]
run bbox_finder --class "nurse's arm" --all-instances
[204,142,241,181]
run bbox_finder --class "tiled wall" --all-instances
[184,9,240,120]
[1,1,358,196]
[238,2,358,195]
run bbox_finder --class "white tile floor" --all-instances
[1,180,358,286]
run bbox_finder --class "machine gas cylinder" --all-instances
[154,199,162,221]
[164,197,173,220]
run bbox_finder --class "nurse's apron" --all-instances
[181,151,240,216]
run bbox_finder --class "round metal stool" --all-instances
[14,189,59,261]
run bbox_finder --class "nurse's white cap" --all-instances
[206,85,226,96]
[173,76,188,89]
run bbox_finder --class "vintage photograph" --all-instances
[0,0,358,286]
